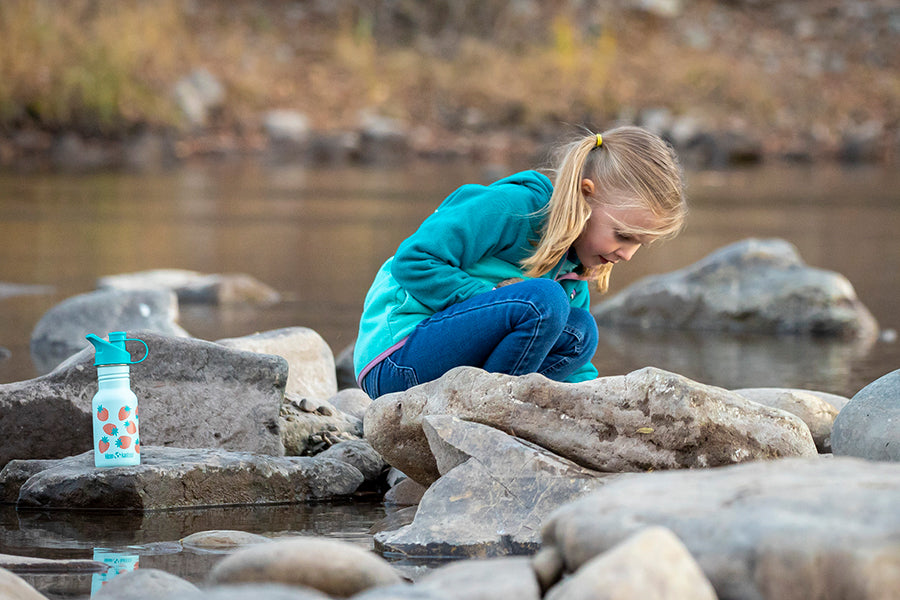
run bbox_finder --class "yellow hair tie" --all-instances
[596,133,603,148]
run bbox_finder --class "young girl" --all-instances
[354,126,686,398]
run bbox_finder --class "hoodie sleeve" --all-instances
[391,176,546,313]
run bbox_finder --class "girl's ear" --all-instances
[580,178,595,198]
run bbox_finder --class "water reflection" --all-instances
[593,327,877,394]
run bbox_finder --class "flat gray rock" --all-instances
[832,368,900,461]
[29,288,189,373]
[540,456,900,600]
[592,238,879,339]
[97,269,280,306]
[0,333,287,469]
[365,366,817,486]
[3,447,363,510]
[374,416,607,557]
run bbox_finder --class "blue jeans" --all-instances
[361,278,598,398]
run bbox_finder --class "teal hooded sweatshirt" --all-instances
[354,170,599,385]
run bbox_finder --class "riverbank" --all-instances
[1,0,898,171]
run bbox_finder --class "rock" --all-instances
[334,344,359,391]
[217,327,336,400]
[29,288,189,373]
[173,68,225,128]
[383,477,427,507]
[0,567,47,600]
[733,388,844,452]
[329,388,370,422]
[544,527,716,600]
[50,133,117,171]
[357,111,409,165]
[93,568,199,599]
[346,585,444,600]
[0,332,286,468]
[181,530,272,552]
[364,366,817,486]
[207,536,403,597]
[5,447,363,509]
[0,553,106,573]
[318,439,386,483]
[373,416,607,557]
[402,556,541,600]
[281,395,363,456]
[540,456,900,600]
[0,282,53,301]
[174,584,333,599]
[832,368,900,461]
[592,238,879,339]
[0,459,62,503]
[263,110,311,147]
[98,269,280,306]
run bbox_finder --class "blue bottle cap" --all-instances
[85,332,148,366]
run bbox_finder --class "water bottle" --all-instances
[85,332,148,467]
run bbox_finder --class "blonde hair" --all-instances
[521,125,686,293]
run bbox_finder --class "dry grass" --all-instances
[0,0,897,147]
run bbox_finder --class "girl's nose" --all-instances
[616,244,640,262]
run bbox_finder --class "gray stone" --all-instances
[0,332,287,468]
[592,238,879,339]
[0,553,106,573]
[540,457,900,600]
[410,557,541,600]
[167,583,331,600]
[281,395,363,456]
[207,536,402,597]
[29,288,189,373]
[334,344,359,391]
[173,68,225,128]
[374,416,606,557]
[544,527,716,600]
[93,568,199,600]
[329,388,371,421]
[349,585,446,600]
[318,439,386,483]
[0,567,47,600]
[217,327,336,400]
[0,282,53,301]
[383,477,427,507]
[98,269,280,306]
[733,388,844,452]
[832,368,900,461]
[181,530,272,552]
[6,447,363,510]
[263,110,311,145]
[365,367,817,486]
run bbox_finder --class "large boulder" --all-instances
[592,238,879,339]
[97,269,280,306]
[832,368,900,461]
[539,456,900,600]
[374,415,607,557]
[29,288,189,373]
[3,447,363,510]
[0,333,287,468]
[364,366,817,486]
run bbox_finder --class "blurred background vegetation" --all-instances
[0,0,897,164]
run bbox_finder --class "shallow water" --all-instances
[1,161,899,596]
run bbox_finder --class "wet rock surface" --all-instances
[2,447,363,510]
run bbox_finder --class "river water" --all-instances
[1,161,899,596]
